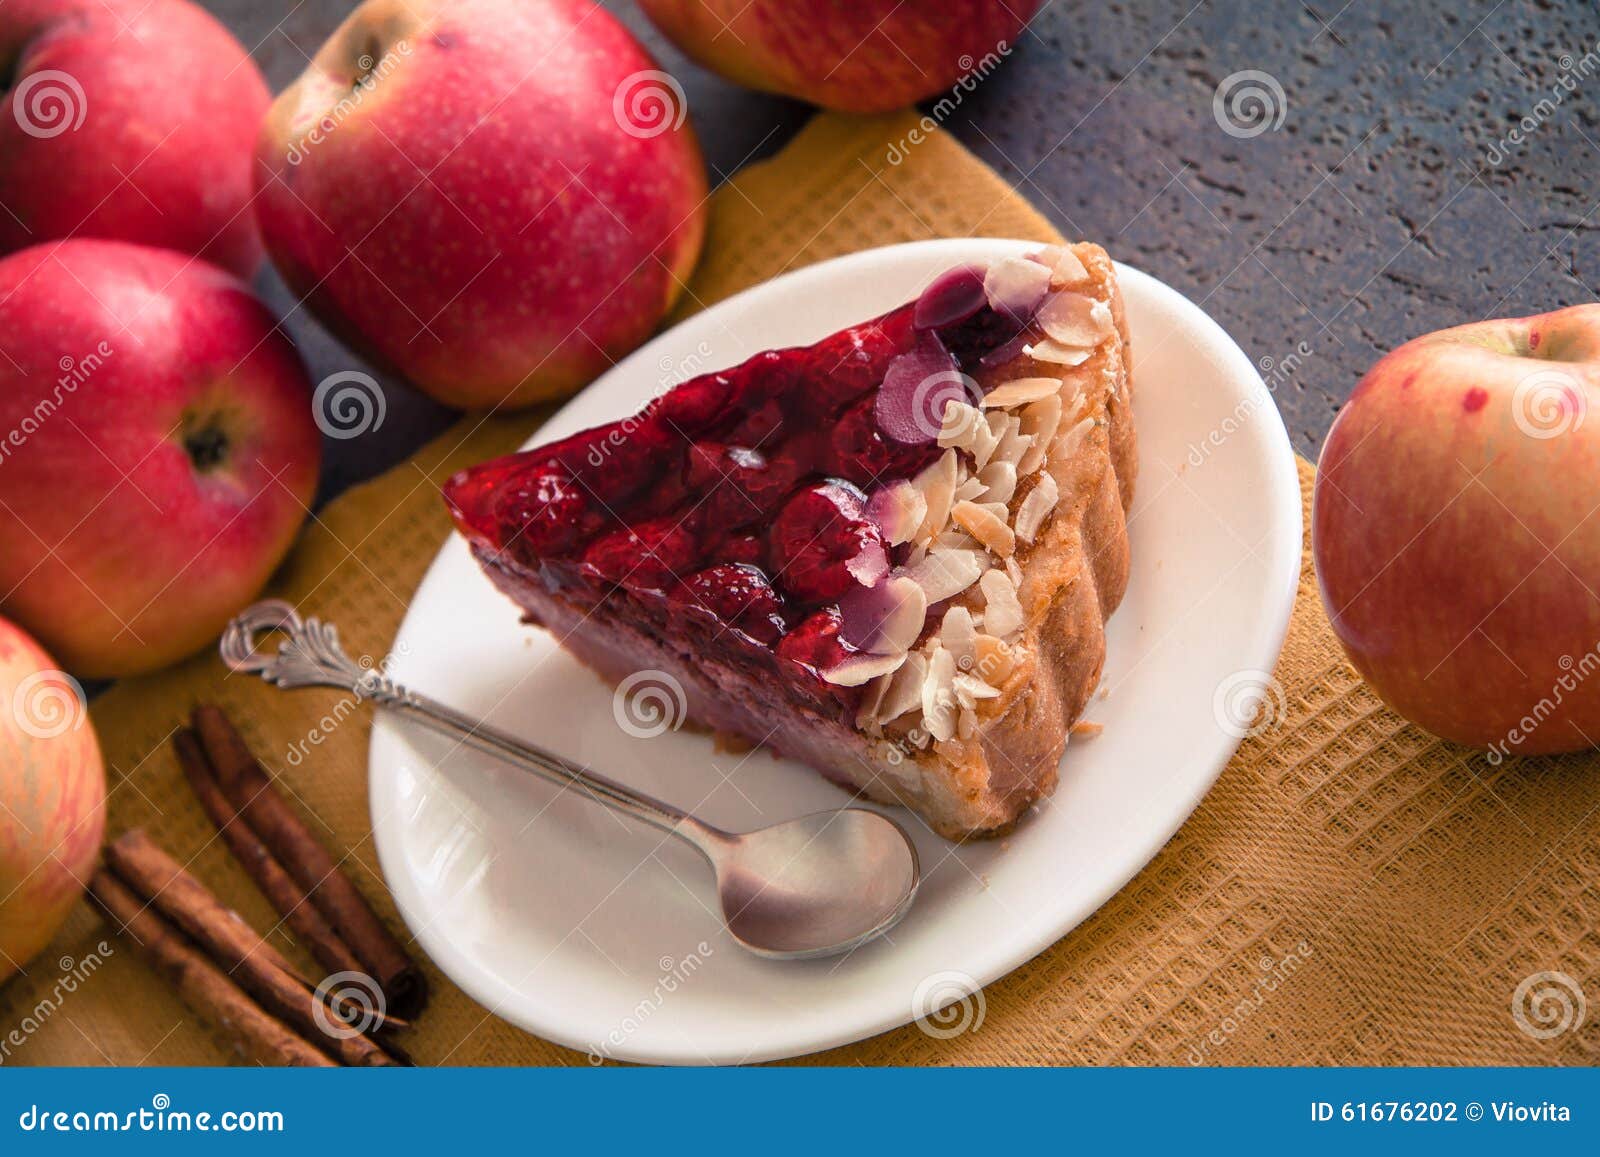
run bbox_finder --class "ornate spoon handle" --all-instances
[220,601,707,844]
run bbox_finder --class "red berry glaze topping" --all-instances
[670,563,786,645]
[443,261,1039,691]
[913,265,987,331]
[769,480,886,603]
[582,514,702,593]
[485,465,596,561]
[775,607,857,675]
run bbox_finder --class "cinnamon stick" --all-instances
[174,727,366,982]
[87,869,334,1068]
[191,705,428,1017]
[103,830,403,1068]
[109,829,305,981]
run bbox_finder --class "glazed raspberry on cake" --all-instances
[444,244,1136,840]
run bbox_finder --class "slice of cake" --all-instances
[443,244,1136,840]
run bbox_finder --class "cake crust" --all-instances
[839,243,1134,838]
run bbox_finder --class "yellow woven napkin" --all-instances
[6,111,1597,1067]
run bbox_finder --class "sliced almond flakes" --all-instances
[1050,246,1091,287]
[1023,339,1094,366]
[863,575,928,656]
[951,500,1015,558]
[983,257,1051,316]
[912,450,959,542]
[939,605,977,668]
[977,459,1017,505]
[1018,394,1063,475]
[937,401,985,450]
[968,418,1002,471]
[901,546,986,604]
[931,529,979,551]
[953,672,1002,706]
[979,568,1024,637]
[823,650,906,687]
[982,377,1060,409]
[871,651,927,727]
[1013,473,1059,543]
[922,646,958,742]
[1053,415,1095,462]
[1037,291,1113,347]
[953,475,987,503]
[855,666,891,730]
[869,481,927,547]
[992,417,1032,471]
[973,633,1017,685]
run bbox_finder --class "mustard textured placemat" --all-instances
[5,111,1598,1067]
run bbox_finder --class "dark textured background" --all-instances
[214,0,1600,494]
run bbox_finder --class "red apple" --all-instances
[637,0,1038,113]
[0,615,104,983]
[0,0,270,277]
[1313,305,1600,755]
[254,0,708,410]
[0,240,320,678]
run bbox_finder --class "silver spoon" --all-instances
[220,600,920,960]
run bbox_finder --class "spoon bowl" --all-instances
[710,809,920,959]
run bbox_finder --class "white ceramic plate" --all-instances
[369,239,1302,1065]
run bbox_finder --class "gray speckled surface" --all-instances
[211,0,1600,488]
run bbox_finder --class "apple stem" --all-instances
[352,34,384,88]
[184,425,230,472]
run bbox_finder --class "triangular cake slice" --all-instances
[444,244,1136,840]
